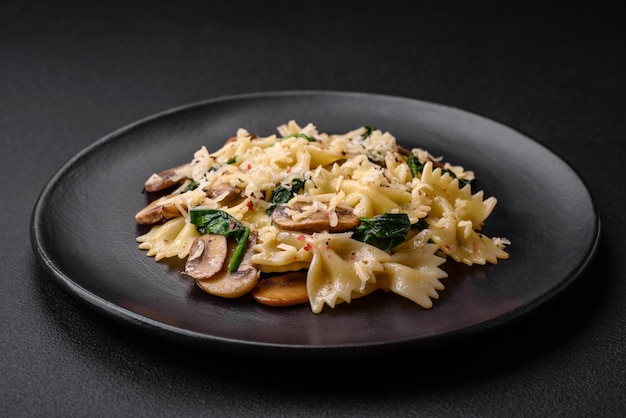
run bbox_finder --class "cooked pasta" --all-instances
[135,121,510,313]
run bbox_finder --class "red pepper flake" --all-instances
[230,221,236,230]
[297,234,305,241]
[444,244,453,251]
[246,201,253,211]
[327,254,332,259]
[286,167,292,174]
[303,243,312,251]
[472,242,477,252]
[247,163,252,170]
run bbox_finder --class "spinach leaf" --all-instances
[363,126,376,138]
[352,213,411,251]
[414,217,429,231]
[283,133,316,142]
[228,227,250,273]
[189,209,250,272]
[180,179,199,193]
[265,178,306,215]
[407,153,424,178]
[441,168,478,193]
[407,153,477,193]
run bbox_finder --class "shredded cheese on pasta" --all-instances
[136,121,510,313]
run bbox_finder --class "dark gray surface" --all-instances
[2,2,624,416]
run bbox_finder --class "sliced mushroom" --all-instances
[251,271,309,307]
[271,203,360,234]
[184,235,228,280]
[144,163,191,192]
[206,181,243,203]
[397,145,412,156]
[195,232,260,298]
[135,194,183,225]
[135,198,166,225]
[160,202,183,220]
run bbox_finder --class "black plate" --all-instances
[31,91,600,358]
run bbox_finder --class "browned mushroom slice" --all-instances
[195,232,260,298]
[134,197,183,225]
[184,235,228,280]
[251,271,308,307]
[434,160,446,169]
[271,203,360,234]
[206,181,243,203]
[144,163,191,192]
[397,145,412,156]
[135,198,166,225]
[160,202,183,220]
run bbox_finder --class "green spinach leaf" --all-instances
[352,213,411,251]
[265,178,306,215]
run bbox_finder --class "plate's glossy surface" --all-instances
[31,91,599,358]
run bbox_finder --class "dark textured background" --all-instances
[2,1,624,416]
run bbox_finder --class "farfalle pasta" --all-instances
[135,121,510,313]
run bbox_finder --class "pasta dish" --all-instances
[134,121,510,313]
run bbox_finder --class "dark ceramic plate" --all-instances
[31,91,599,358]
